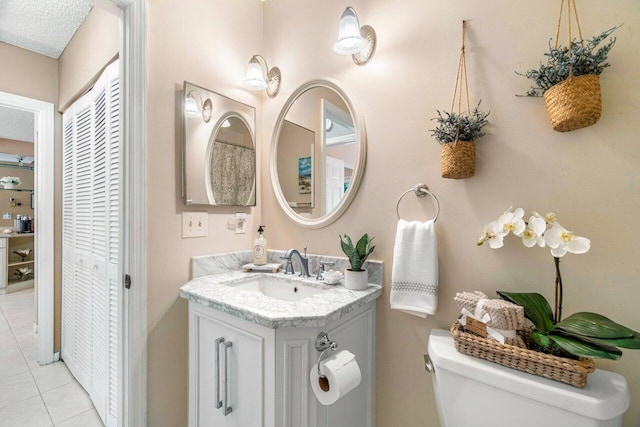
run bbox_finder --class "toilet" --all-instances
[427,329,630,427]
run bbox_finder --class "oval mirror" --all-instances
[270,79,366,228]
[205,114,256,205]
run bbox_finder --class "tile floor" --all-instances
[0,288,103,427]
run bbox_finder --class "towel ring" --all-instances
[396,184,440,222]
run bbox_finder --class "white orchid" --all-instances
[544,223,591,257]
[532,211,557,224]
[499,207,526,236]
[477,220,507,248]
[521,216,547,247]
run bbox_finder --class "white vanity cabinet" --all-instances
[188,300,376,427]
[189,303,275,427]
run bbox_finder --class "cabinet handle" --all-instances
[214,337,224,409]
[223,341,233,416]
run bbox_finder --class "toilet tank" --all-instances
[427,329,630,427]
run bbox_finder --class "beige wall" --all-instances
[146,0,264,425]
[259,1,640,426]
[58,7,120,112]
[0,42,58,102]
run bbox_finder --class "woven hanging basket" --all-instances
[543,74,602,132]
[450,321,595,388]
[441,141,475,179]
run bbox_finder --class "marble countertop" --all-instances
[179,271,382,329]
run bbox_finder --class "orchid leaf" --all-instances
[554,312,634,339]
[498,291,554,333]
[548,333,622,360]
[578,332,640,350]
[531,330,552,350]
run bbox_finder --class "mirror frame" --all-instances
[182,81,256,206]
[270,79,367,228]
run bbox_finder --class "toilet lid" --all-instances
[428,329,630,420]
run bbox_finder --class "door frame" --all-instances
[107,1,147,425]
[0,92,55,366]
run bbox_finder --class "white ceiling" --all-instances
[0,106,34,143]
[0,0,92,59]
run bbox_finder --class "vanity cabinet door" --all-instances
[189,304,266,427]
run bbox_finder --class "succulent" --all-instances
[519,26,619,97]
[430,101,489,144]
[339,233,375,271]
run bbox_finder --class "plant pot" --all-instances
[3,183,15,189]
[344,269,368,290]
[441,140,475,179]
[543,74,602,132]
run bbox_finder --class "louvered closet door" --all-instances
[61,60,121,427]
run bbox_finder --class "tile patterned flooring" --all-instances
[0,288,103,427]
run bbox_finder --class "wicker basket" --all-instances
[441,141,475,179]
[543,74,602,133]
[450,321,595,388]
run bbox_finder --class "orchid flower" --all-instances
[521,216,546,247]
[532,211,557,224]
[544,223,591,257]
[477,220,507,248]
[499,207,526,236]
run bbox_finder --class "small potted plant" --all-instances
[519,25,619,132]
[0,176,21,189]
[339,233,375,290]
[431,101,489,179]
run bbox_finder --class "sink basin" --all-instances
[231,276,324,302]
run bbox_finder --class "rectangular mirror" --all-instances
[182,82,256,206]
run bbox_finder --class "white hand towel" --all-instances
[390,219,438,317]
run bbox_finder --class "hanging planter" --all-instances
[519,0,619,132]
[430,21,489,180]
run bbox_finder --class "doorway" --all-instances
[0,91,55,366]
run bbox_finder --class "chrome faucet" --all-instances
[283,247,311,278]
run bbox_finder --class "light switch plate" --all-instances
[234,213,247,234]
[182,212,208,238]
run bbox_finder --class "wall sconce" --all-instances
[243,54,281,98]
[185,90,212,123]
[333,6,376,66]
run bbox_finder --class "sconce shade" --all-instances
[244,58,268,90]
[185,94,200,117]
[333,7,366,55]
[244,55,281,97]
[185,91,213,122]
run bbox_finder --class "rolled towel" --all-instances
[454,291,526,348]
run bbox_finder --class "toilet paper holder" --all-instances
[315,332,338,378]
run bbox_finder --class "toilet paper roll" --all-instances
[310,350,361,406]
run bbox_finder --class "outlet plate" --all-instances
[182,212,208,238]
[235,213,247,234]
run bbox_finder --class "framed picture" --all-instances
[298,156,312,194]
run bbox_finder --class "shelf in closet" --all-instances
[0,188,33,192]
[0,163,34,171]
[8,260,34,267]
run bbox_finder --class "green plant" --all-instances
[477,207,640,360]
[339,233,375,271]
[519,26,619,97]
[430,101,489,144]
[498,292,640,360]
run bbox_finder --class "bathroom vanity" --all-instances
[180,251,383,427]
